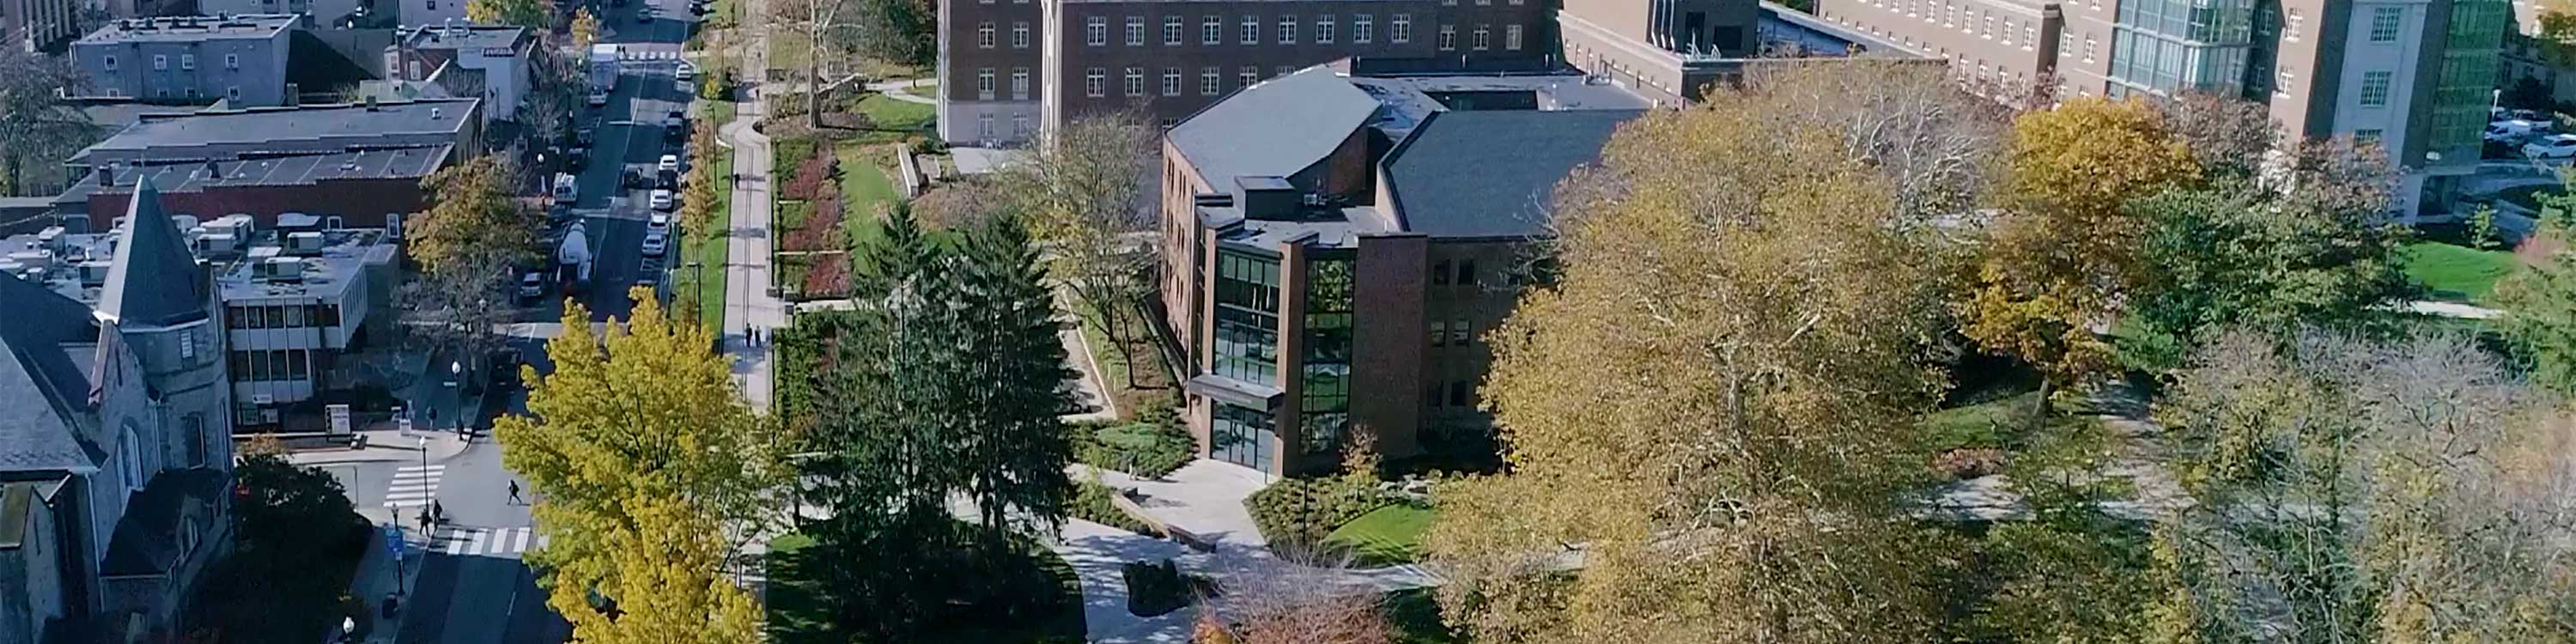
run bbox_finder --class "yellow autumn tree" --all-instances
[1960,97,2198,414]
[1424,62,2001,644]
[571,7,601,50]
[410,155,541,277]
[495,289,781,644]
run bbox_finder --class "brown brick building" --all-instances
[1156,64,1648,475]
[942,0,1552,143]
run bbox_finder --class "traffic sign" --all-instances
[385,526,405,558]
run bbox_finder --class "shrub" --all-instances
[1076,421,1195,479]
[1934,447,2010,480]
[1122,559,1189,617]
[1072,478,1157,536]
[803,256,852,298]
[1245,477,1388,554]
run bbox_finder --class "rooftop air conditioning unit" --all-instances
[285,231,325,255]
[79,261,110,285]
[9,250,52,270]
[262,257,307,283]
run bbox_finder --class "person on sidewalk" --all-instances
[510,481,524,505]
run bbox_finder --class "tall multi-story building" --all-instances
[69,14,301,106]
[1813,0,2510,215]
[946,0,1553,143]
[3,0,82,53]
[1157,63,1651,475]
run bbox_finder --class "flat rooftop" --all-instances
[403,23,528,52]
[61,147,453,201]
[0,225,394,305]
[72,99,477,165]
[215,229,398,302]
[78,14,299,43]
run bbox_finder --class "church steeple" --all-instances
[94,175,208,328]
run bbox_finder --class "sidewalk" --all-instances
[343,524,426,644]
[286,429,474,467]
[718,0,783,412]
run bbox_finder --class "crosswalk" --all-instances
[384,465,444,509]
[434,526,550,556]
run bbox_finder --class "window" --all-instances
[1204,15,1223,44]
[1276,65,1293,77]
[2354,128,2385,147]
[2024,24,2035,47]
[1125,67,1145,95]
[1431,319,1448,347]
[1241,65,1259,87]
[1242,15,1259,45]
[978,21,995,48]
[1506,24,1522,50]
[2083,32,2096,60]
[1279,15,1297,43]
[224,53,239,69]
[1451,319,1470,345]
[226,86,240,101]
[1162,67,1180,95]
[1085,68,1106,96]
[1392,14,1411,43]
[179,329,196,359]
[1014,114,1030,137]
[2369,7,2402,42]
[1086,16,1107,46]
[1473,24,1489,50]
[1438,24,1456,50]
[1982,11,1992,38]
[1127,16,1145,45]
[153,54,167,70]
[1354,14,1374,43]
[179,53,194,70]
[1316,15,1334,43]
[1432,259,1451,285]
[1012,21,1030,48]
[2286,9,2303,41]
[2359,70,2391,106]
[1011,68,1030,100]
[1165,16,1183,44]
[104,55,117,71]
[184,414,206,466]
[976,69,995,100]
[1202,66,1221,94]
[1212,251,1282,386]
[1457,259,1477,286]
[1448,381,1470,407]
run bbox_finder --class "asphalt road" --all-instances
[558,0,700,324]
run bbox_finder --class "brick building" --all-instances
[1157,64,1649,474]
[47,98,478,233]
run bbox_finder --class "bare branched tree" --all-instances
[0,47,99,197]
[1200,557,1398,644]
[991,111,1158,383]
[2154,92,2277,180]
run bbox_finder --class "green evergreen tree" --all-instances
[953,213,1078,539]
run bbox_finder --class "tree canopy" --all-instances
[410,155,543,276]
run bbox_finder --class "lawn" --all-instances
[2403,240,2517,303]
[835,143,900,245]
[1921,392,2037,453]
[676,100,738,331]
[1322,503,1437,568]
[858,93,935,131]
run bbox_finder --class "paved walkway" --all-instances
[865,77,936,105]
[719,0,784,412]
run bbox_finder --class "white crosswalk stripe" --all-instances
[382,465,445,508]
[431,526,551,556]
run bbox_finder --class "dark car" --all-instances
[489,349,525,389]
[657,167,679,189]
[623,168,651,190]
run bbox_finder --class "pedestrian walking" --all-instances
[509,481,523,505]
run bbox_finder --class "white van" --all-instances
[2488,118,2547,143]
[552,173,579,202]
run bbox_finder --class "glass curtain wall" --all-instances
[1300,254,1353,456]
[2429,0,2508,164]
[1213,403,1277,471]
[1212,250,1281,386]
[2108,0,2255,96]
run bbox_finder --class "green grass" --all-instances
[2403,240,2517,303]
[1076,307,1179,419]
[1321,503,1437,567]
[1921,392,2036,453]
[858,93,935,131]
[675,100,737,331]
[835,143,900,246]
[765,527,1084,644]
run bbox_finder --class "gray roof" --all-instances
[0,270,102,474]
[64,147,453,200]
[1166,67,1381,189]
[402,23,528,52]
[96,177,209,328]
[1382,110,1643,239]
[78,14,298,43]
[101,467,229,576]
[73,99,477,165]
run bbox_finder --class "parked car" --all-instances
[648,211,671,233]
[658,154,681,173]
[2525,133,2576,160]
[675,60,696,82]
[641,229,669,257]
[586,87,609,106]
[551,173,579,202]
[2488,118,2546,143]
[623,168,652,190]
[650,188,676,210]
[658,167,679,189]
[518,270,547,301]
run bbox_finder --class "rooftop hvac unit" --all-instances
[79,261,110,286]
[9,250,52,270]
[35,227,63,251]
[286,231,325,255]
[261,257,307,283]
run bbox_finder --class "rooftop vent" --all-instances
[285,231,325,255]
[260,257,306,283]
[1232,176,1298,221]
[78,261,110,286]
[429,107,443,119]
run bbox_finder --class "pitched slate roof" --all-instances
[1166,67,1381,188]
[1381,109,1644,239]
[95,177,209,328]
[0,270,104,474]
[101,467,229,576]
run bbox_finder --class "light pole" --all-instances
[415,435,430,531]
[686,261,704,322]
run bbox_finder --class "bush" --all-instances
[1934,447,2011,480]
[1072,478,1157,536]
[1245,477,1389,554]
[1075,420,1195,479]
[1122,559,1189,617]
